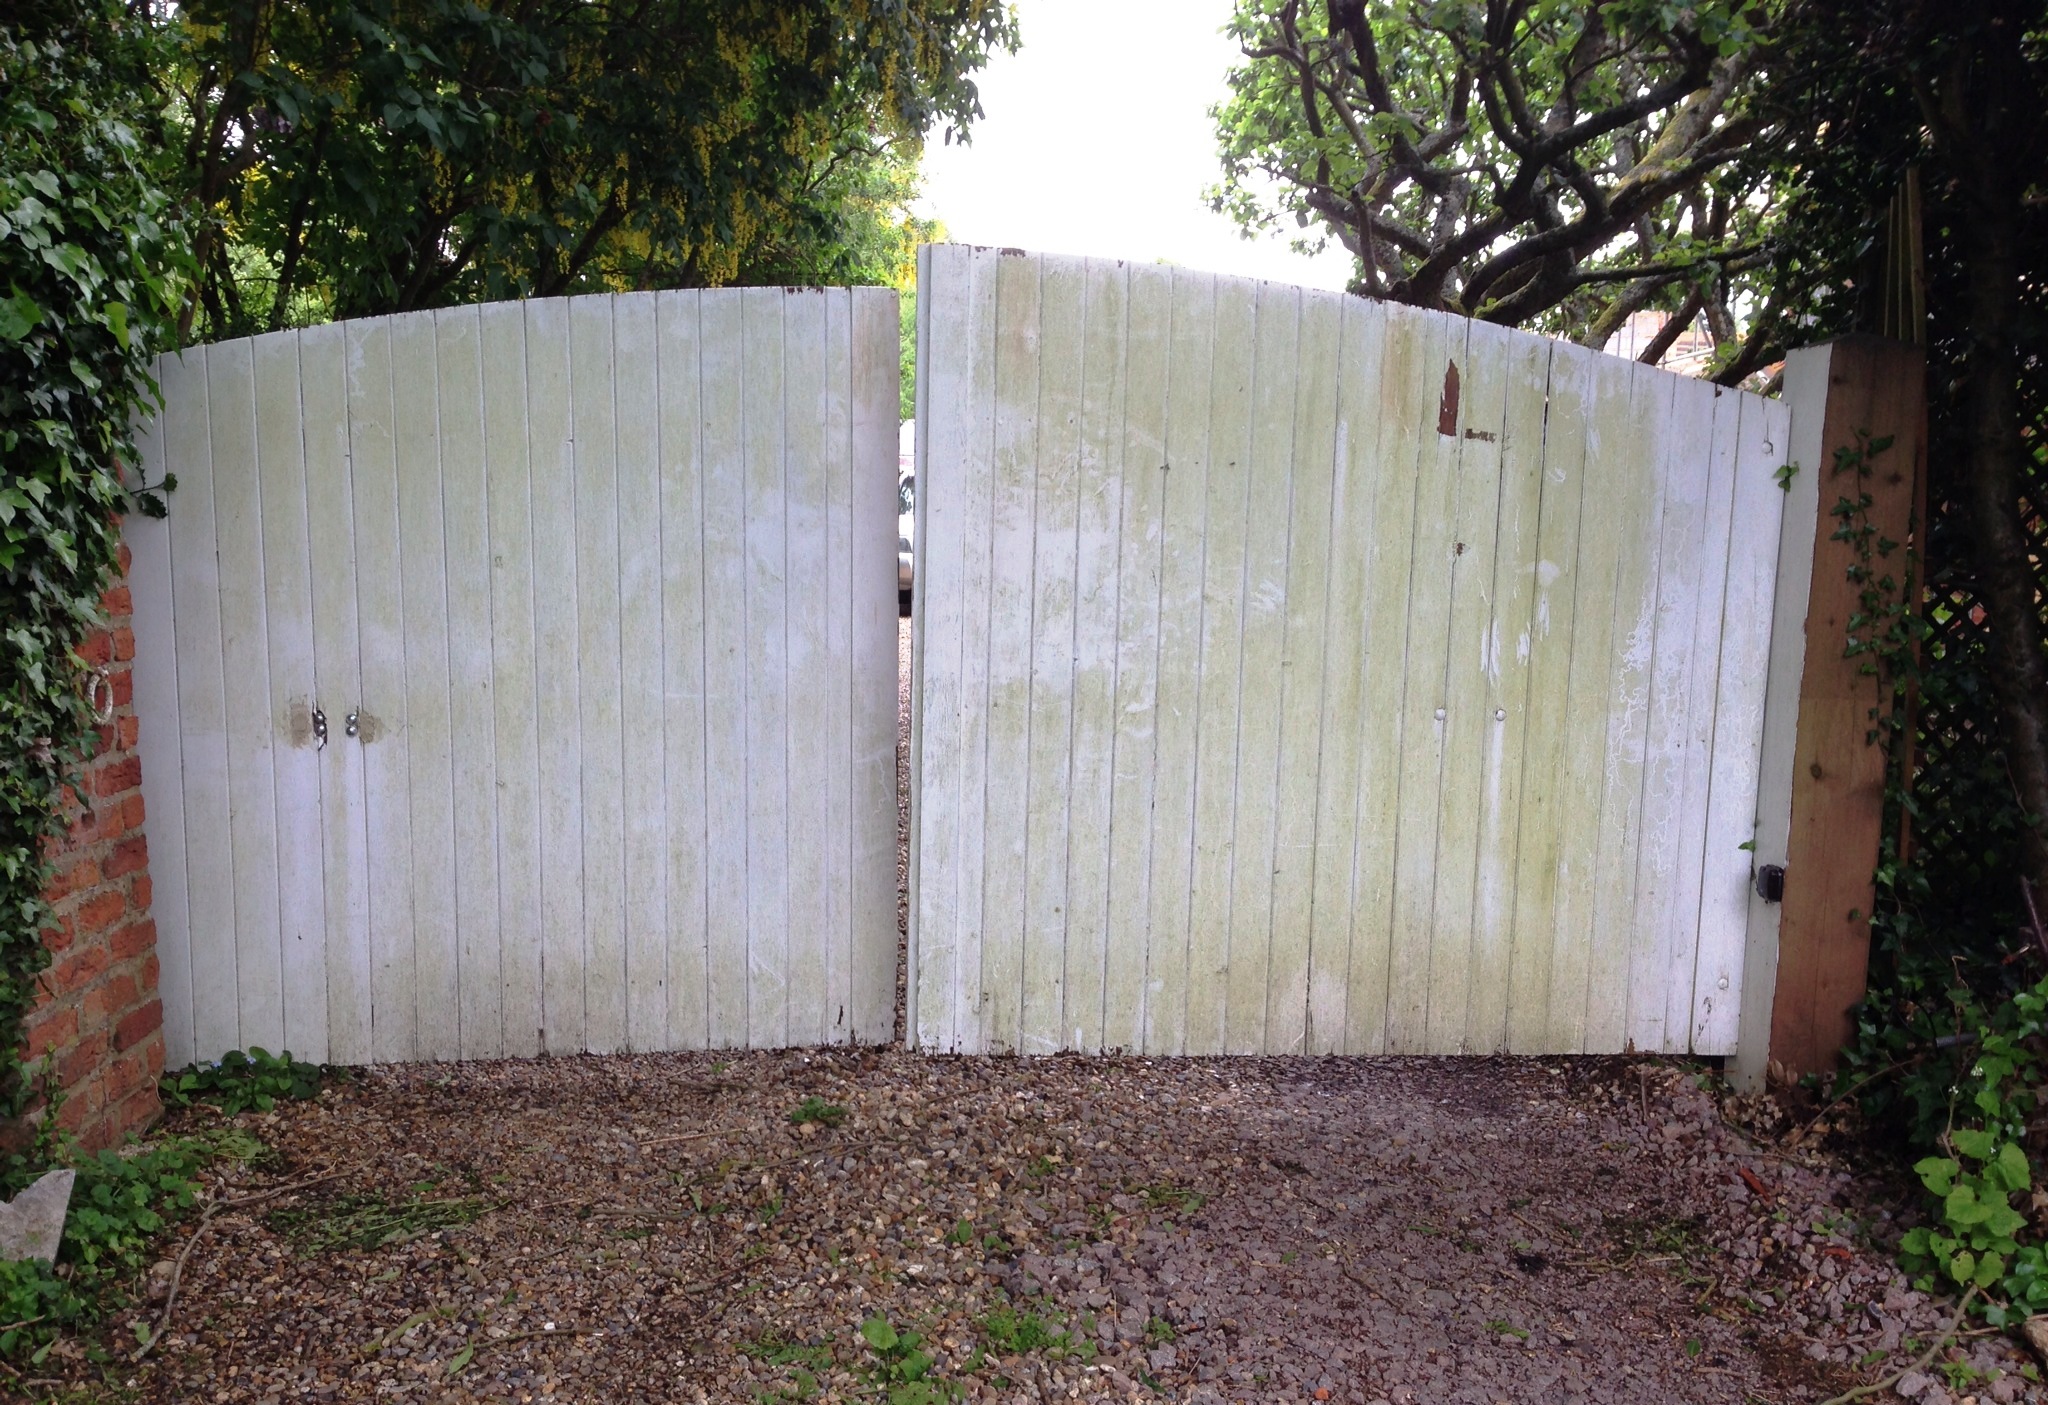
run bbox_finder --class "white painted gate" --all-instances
[908,244,1791,1057]
[130,289,902,1068]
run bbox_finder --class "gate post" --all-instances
[1733,337,1926,1091]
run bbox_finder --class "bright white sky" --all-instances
[914,0,1357,291]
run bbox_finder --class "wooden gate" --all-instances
[908,244,1791,1057]
[130,289,902,1068]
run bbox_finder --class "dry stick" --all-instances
[132,1170,340,1363]
[638,1128,733,1149]
[1816,1286,1978,1405]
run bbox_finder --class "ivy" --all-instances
[0,1,188,1120]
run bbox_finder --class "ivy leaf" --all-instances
[1915,1156,1959,1196]
[0,291,43,342]
[104,299,128,350]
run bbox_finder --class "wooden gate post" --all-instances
[1733,336,1926,1091]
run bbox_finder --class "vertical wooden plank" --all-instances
[913,246,997,1051]
[1305,297,1389,1054]
[344,318,415,1062]
[850,286,901,1044]
[524,298,584,1056]
[1345,305,1436,1053]
[1221,280,1299,1055]
[1623,373,1716,1051]
[1762,339,1924,1076]
[1021,256,1084,1054]
[1467,331,1553,1053]
[1538,349,1635,1051]
[251,331,327,1060]
[656,290,711,1050]
[390,311,458,1060]
[979,252,1042,1055]
[570,296,626,1055]
[1424,318,1512,1054]
[613,292,669,1051]
[129,351,197,1067]
[481,301,542,1059]
[299,325,372,1067]
[208,337,286,1055]
[782,289,831,1045]
[436,306,502,1060]
[741,287,790,1049]
[1579,363,1671,1053]
[1646,379,1739,1049]
[699,290,749,1048]
[822,290,855,1045]
[1102,262,1170,1054]
[1066,258,1130,1053]
[1694,394,1790,1054]
[1382,313,1468,1052]
[1266,290,1342,1056]
[1182,273,1253,1056]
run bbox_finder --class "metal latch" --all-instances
[1755,864,1785,904]
[312,707,327,750]
[345,709,360,738]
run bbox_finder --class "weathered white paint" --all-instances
[132,290,902,1068]
[911,245,1791,1055]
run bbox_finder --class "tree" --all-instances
[1211,0,1780,372]
[1755,0,2048,922]
[171,0,1012,341]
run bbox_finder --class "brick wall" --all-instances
[20,541,165,1150]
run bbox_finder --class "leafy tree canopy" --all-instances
[1212,0,1780,375]
[174,0,1013,341]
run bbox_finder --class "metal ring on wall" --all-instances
[83,666,115,725]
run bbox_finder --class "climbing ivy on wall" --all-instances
[0,0,187,1117]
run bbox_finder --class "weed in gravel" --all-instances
[1485,1319,1530,1341]
[858,1315,958,1403]
[1143,1316,1176,1345]
[945,1218,974,1245]
[976,1301,1096,1361]
[1136,1180,1204,1218]
[266,1189,497,1254]
[160,1047,327,1115]
[788,1097,846,1128]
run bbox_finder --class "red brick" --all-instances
[102,1045,153,1103]
[117,541,131,573]
[101,585,132,615]
[24,1007,78,1059]
[109,918,155,962]
[47,943,112,995]
[43,917,75,955]
[71,889,126,936]
[76,630,112,666]
[57,1079,106,1131]
[130,874,152,913]
[111,627,134,662]
[85,973,139,1022]
[103,834,148,879]
[113,998,161,1052]
[91,721,115,754]
[93,756,143,800]
[138,951,158,990]
[57,1031,108,1088]
[145,1037,164,1076]
[44,855,98,902]
[105,1085,162,1141]
[116,711,138,746]
[122,792,145,831]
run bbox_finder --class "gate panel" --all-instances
[910,244,1791,1056]
[132,289,901,1068]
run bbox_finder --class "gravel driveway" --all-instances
[35,621,2039,1404]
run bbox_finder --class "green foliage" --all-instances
[788,1096,847,1128]
[0,1133,238,1363]
[0,0,188,1118]
[976,1301,1097,1361]
[173,0,1010,339]
[1894,975,2048,1325]
[266,1187,496,1254]
[160,1046,325,1115]
[858,1315,959,1404]
[1212,0,1781,371]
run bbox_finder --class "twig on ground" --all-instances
[132,1169,341,1363]
[638,1128,732,1149]
[1816,1286,1977,1405]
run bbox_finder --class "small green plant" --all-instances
[743,1326,833,1397]
[946,1218,975,1245]
[1485,1319,1530,1341]
[858,1315,958,1404]
[976,1302,1096,1361]
[161,1047,325,1114]
[1138,1181,1205,1217]
[1144,1316,1176,1345]
[788,1097,847,1128]
[1025,1154,1057,1179]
